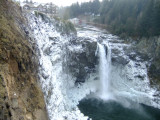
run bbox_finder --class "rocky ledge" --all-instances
[63,37,98,83]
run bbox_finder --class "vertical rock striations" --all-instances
[0,0,48,120]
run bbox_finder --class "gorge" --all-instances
[29,11,160,119]
[0,0,160,120]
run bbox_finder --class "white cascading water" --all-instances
[26,13,100,120]
[24,9,160,119]
[98,43,112,100]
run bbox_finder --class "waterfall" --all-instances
[26,11,160,119]
[98,43,113,100]
[26,13,100,120]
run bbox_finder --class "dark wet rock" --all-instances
[99,35,107,39]
[43,47,52,55]
[112,56,129,65]
[49,37,59,41]
[135,75,145,80]
[136,52,150,61]
[35,11,51,23]
[42,72,49,79]
[111,47,130,65]
[149,63,160,84]
[127,52,137,60]
[63,37,98,83]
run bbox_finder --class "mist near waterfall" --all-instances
[25,10,160,119]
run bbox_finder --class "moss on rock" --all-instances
[34,11,77,35]
[0,0,48,119]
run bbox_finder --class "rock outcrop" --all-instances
[34,11,77,36]
[135,36,160,88]
[63,37,98,83]
[0,0,48,120]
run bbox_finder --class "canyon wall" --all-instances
[134,36,160,89]
[0,0,48,119]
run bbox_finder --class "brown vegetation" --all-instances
[0,0,48,119]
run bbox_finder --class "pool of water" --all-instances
[78,98,160,120]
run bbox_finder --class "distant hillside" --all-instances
[64,0,160,37]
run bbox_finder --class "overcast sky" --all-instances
[20,0,94,7]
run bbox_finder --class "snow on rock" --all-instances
[26,13,95,120]
[25,11,160,120]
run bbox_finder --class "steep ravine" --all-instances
[77,26,160,120]
[26,7,160,118]
[0,0,48,120]
[24,9,160,120]
[1,1,160,120]
[25,10,94,120]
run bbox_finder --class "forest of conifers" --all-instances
[66,0,160,37]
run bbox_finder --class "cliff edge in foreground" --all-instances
[0,0,48,120]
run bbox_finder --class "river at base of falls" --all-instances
[26,11,160,119]
[78,98,160,120]
[77,26,160,120]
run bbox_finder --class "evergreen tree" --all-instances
[66,0,160,37]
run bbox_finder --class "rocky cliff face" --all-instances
[63,37,98,83]
[0,0,48,120]
[134,37,160,89]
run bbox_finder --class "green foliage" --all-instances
[34,11,49,21]
[69,0,101,18]
[66,0,160,37]
[34,11,77,35]
[99,0,160,37]
[60,20,77,35]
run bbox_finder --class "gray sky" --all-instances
[20,0,94,7]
